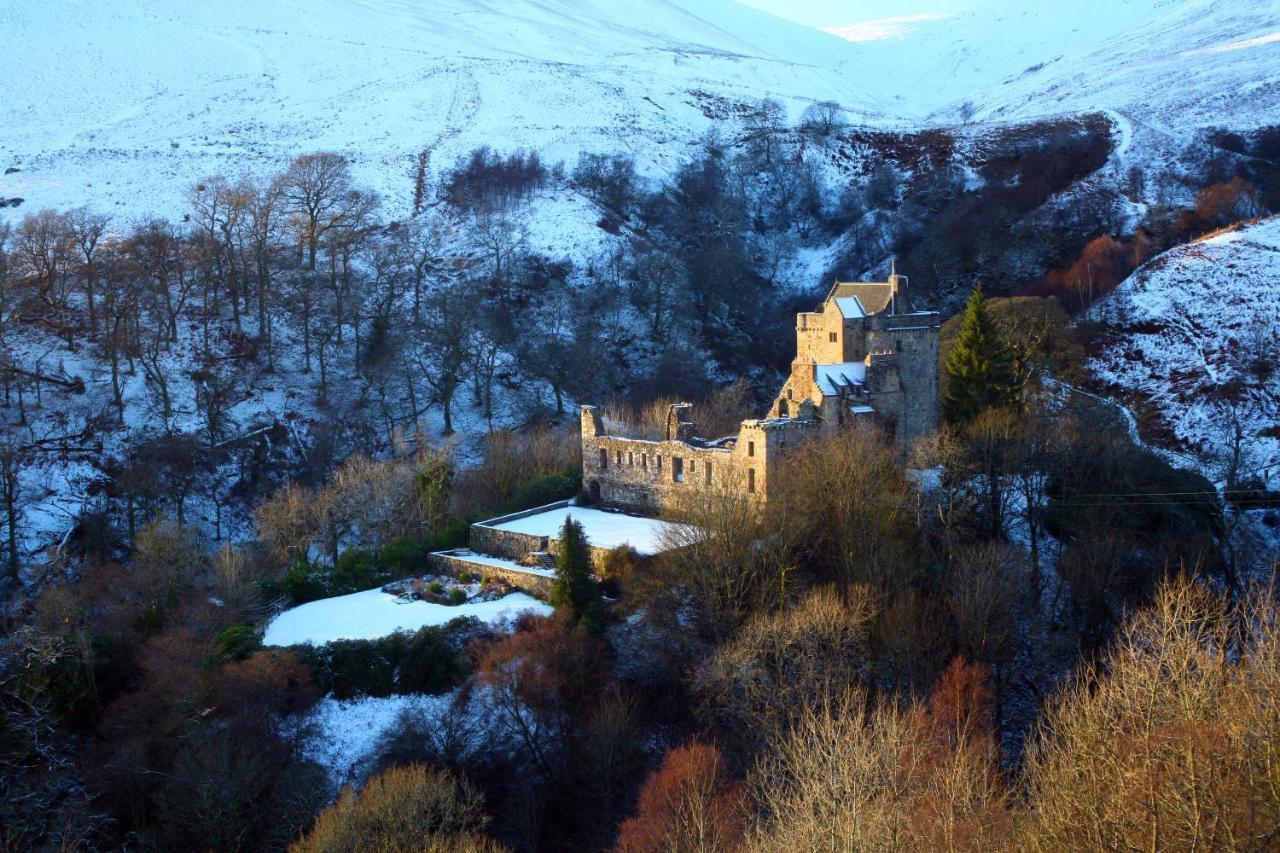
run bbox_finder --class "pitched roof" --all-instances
[830,281,894,315]
[815,362,867,397]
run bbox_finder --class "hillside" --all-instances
[831,0,1280,130]
[2,0,1276,223]
[1088,216,1280,480]
[0,0,883,220]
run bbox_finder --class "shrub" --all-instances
[379,537,430,579]
[212,625,262,663]
[277,558,330,604]
[328,640,395,699]
[427,580,445,595]
[504,469,582,514]
[333,549,390,594]
[448,587,467,605]
[399,626,467,694]
[598,545,640,598]
[292,763,500,852]
[614,743,746,853]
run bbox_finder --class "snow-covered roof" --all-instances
[834,296,866,319]
[815,362,867,396]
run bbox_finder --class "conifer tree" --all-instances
[551,516,603,633]
[943,284,1017,425]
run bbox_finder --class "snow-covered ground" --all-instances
[263,587,551,646]
[0,0,887,222]
[2,0,1275,223]
[1089,217,1280,482]
[827,0,1280,131]
[297,692,460,787]
[482,505,687,555]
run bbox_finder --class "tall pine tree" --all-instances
[551,516,603,634]
[943,284,1017,426]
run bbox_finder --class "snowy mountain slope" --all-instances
[1088,217,1280,479]
[4,0,1276,225]
[0,0,884,221]
[830,0,1280,130]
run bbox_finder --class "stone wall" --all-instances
[581,405,817,512]
[428,551,554,598]
[865,312,941,444]
[468,501,569,560]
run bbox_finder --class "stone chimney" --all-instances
[665,403,697,442]
[889,267,908,314]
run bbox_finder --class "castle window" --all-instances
[641,453,647,469]
[599,449,608,470]
[748,468,756,494]
[628,451,634,466]
[748,441,755,458]
[689,459,696,477]
[673,457,685,483]
[656,454,662,470]
[896,339,902,352]
[705,461,713,485]
[829,332,838,343]
[616,450,623,466]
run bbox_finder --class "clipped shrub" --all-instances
[212,625,262,663]
[333,549,391,594]
[277,558,330,605]
[504,469,582,513]
[379,537,431,579]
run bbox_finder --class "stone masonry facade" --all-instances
[582,273,940,512]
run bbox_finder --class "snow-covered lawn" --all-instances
[484,505,686,555]
[263,587,551,646]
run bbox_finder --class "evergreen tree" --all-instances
[551,517,603,633]
[943,284,1017,425]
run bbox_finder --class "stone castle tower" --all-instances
[580,273,940,512]
[768,272,940,445]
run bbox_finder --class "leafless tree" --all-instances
[16,210,71,306]
[799,99,844,139]
[66,207,110,333]
[278,152,356,271]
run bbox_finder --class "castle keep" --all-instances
[582,273,940,512]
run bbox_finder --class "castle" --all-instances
[581,273,940,513]
[430,273,940,595]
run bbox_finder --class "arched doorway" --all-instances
[779,399,790,417]
[588,480,602,504]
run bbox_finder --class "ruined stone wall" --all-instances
[580,406,814,512]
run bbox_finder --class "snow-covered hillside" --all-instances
[1088,217,1280,480]
[830,0,1280,130]
[0,0,885,220]
[2,0,1276,223]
